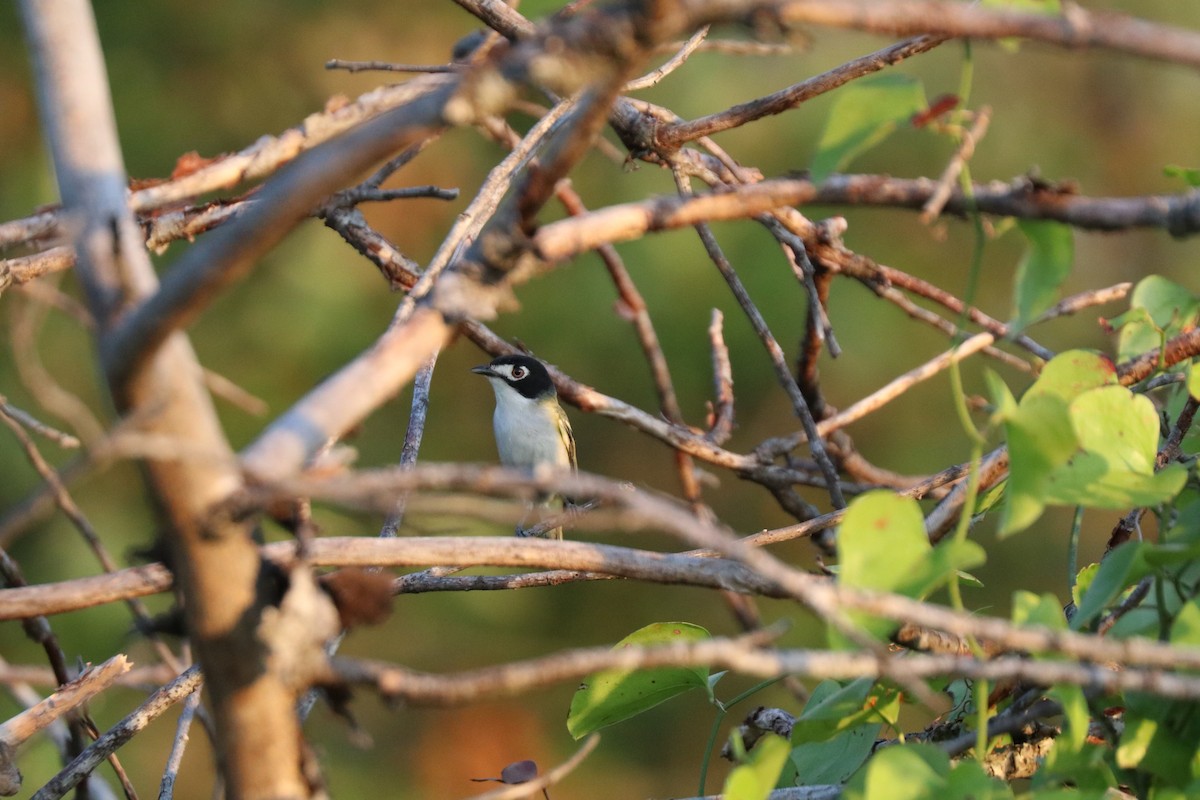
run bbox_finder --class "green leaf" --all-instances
[1071,386,1160,473]
[566,622,710,739]
[998,392,1078,534]
[1112,276,1200,362]
[1116,714,1158,771]
[1012,591,1066,631]
[1011,220,1073,329]
[1046,388,1185,506]
[791,679,881,744]
[838,492,928,589]
[1034,739,1117,792]
[1165,164,1200,188]
[1049,684,1089,752]
[1071,542,1146,629]
[997,350,1185,535]
[1025,350,1118,401]
[1172,599,1200,646]
[1071,562,1099,608]
[1117,694,1200,787]
[789,724,879,787]
[868,684,903,728]
[788,681,903,787]
[842,744,948,800]
[1154,786,1200,800]
[1034,387,1188,510]
[1141,538,1200,569]
[835,492,984,643]
[1190,362,1200,401]
[944,759,1015,800]
[1164,494,1200,546]
[810,74,927,182]
[723,734,791,800]
[985,369,1019,418]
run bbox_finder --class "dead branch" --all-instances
[775,0,1200,69]
[331,638,1200,706]
[30,666,203,800]
[0,655,131,797]
[656,34,946,148]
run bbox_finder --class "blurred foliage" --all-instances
[2,1,1200,797]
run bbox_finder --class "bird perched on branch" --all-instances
[471,354,576,539]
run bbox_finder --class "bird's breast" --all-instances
[492,398,571,470]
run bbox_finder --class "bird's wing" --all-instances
[556,403,577,470]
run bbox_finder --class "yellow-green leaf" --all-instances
[723,734,791,800]
[810,74,926,182]
[567,622,710,739]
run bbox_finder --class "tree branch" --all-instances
[775,0,1200,69]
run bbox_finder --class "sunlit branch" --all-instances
[330,636,1200,706]
[775,0,1200,69]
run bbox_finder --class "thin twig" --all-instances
[467,734,599,800]
[381,354,440,537]
[656,35,946,148]
[674,168,846,511]
[394,90,587,324]
[921,106,992,224]
[815,332,995,437]
[706,309,735,444]
[624,25,709,91]
[759,214,840,358]
[0,401,184,673]
[452,0,537,40]
[156,685,202,800]
[330,185,460,206]
[325,59,464,73]
[31,667,204,800]
[0,655,131,752]
[556,182,711,512]
[0,396,80,448]
[8,280,106,443]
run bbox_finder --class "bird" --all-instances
[471,354,576,539]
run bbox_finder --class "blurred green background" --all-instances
[2,1,1200,797]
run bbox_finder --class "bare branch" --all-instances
[707,309,736,444]
[156,686,203,800]
[30,667,203,800]
[331,637,1200,706]
[325,59,464,74]
[130,79,456,213]
[810,174,1200,235]
[255,468,1200,674]
[625,25,710,92]
[101,76,457,388]
[380,354,439,537]
[0,247,74,293]
[815,332,995,437]
[775,0,1200,69]
[452,0,537,40]
[656,34,945,148]
[0,655,130,752]
[921,106,991,224]
[0,397,80,449]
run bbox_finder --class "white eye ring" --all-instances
[511,366,528,379]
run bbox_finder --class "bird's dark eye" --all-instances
[511,365,528,379]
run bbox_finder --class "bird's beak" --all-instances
[470,364,495,377]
